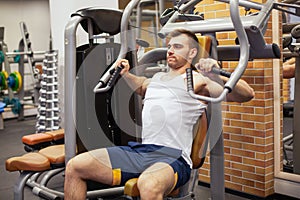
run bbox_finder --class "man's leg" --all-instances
[64,148,113,200]
[137,162,176,200]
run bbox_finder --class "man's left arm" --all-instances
[195,58,255,103]
[220,76,255,103]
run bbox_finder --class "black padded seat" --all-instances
[72,7,123,35]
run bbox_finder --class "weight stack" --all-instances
[36,50,60,132]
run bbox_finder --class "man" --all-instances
[283,57,296,79]
[64,29,254,200]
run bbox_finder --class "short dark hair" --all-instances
[167,29,200,65]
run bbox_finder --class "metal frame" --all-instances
[159,0,281,61]
[280,22,300,176]
[67,0,281,200]
[10,0,287,199]
[0,22,44,122]
[135,0,165,46]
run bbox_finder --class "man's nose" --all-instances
[167,46,174,54]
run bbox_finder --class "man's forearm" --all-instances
[221,76,255,102]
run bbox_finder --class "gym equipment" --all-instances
[0,70,8,90]
[135,0,171,48]
[5,129,65,200]
[7,71,22,92]
[17,22,42,112]
[18,22,41,82]
[288,24,300,174]
[21,129,64,152]
[91,1,282,200]
[6,0,292,199]
[0,101,5,113]
[0,22,48,122]
[281,22,300,174]
[2,50,46,64]
[2,97,22,115]
[0,71,23,92]
[93,1,275,200]
[36,50,60,133]
[9,6,141,200]
[6,145,66,200]
[0,70,24,116]
[67,6,140,157]
[185,3,248,99]
[0,50,4,64]
[83,0,281,200]
[10,98,22,115]
[0,26,14,101]
[0,101,5,129]
[159,0,282,61]
[282,25,297,172]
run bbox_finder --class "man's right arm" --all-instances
[117,59,150,96]
[283,58,295,79]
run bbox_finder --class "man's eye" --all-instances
[168,44,184,50]
[174,44,183,49]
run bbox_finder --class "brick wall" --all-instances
[195,0,282,197]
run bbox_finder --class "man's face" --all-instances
[167,34,193,69]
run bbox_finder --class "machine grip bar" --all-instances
[107,66,123,87]
[93,65,124,93]
[211,66,231,78]
[185,68,230,103]
[186,66,231,92]
[186,68,194,92]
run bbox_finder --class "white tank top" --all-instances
[142,72,207,167]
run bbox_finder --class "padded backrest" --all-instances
[189,35,212,169]
[190,111,208,169]
[72,8,123,36]
[196,35,212,60]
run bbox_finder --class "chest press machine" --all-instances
[5,0,292,199]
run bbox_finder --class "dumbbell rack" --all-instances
[36,50,60,132]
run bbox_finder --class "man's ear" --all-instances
[189,48,198,59]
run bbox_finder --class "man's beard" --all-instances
[167,57,188,69]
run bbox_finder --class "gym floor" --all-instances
[0,116,298,200]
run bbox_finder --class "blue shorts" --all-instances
[106,141,191,189]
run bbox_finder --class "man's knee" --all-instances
[65,153,90,178]
[65,149,113,184]
[65,157,81,178]
[137,163,176,198]
[137,175,168,199]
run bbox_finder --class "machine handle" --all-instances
[93,65,124,93]
[186,68,194,93]
[186,67,232,93]
[107,65,124,87]
[186,0,249,103]
[32,186,61,200]
[186,68,230,103]
[211,66,231,78]
[93,0,141,94]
